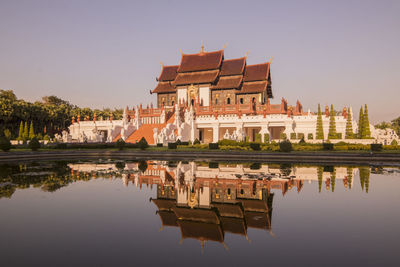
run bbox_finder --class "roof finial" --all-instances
[223,42,228,50]
[268,56,274,64]
[245,51,250,58]
[200,41,205,53]
[160,61,164,66]
[179,49,183,55]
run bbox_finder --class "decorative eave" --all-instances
[173,69,219,86]
[243,63,269,82]
[210,75,243,90]
[152,81,176,94]
[158,65,179,82]
[238,81,268,94]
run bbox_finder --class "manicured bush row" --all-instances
[168,142,177,149]
[209,143,219,149]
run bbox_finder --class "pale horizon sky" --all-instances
[1,0,399,123]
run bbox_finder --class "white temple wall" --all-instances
[177,87,187,104]
[199,86,210,106]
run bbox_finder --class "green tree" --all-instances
[358,106,364,139]
[4,129,11,140]
[345,107,353,139]
[29,121,35,139]
[316,104,324,140]
[328,104,337,139]
[18,121,24,141]
[362,104,371,139]
[23,121,29,141]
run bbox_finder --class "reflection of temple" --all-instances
[131,162,302,247]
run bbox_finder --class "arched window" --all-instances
[227,98,231,105]
[215,99,218,104]
[252,97,255,103]
[191,99,194,106]
[171,101,174,106]
[240,98,244,104]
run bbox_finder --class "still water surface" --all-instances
[1,160,399,267]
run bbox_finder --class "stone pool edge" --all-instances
[1,150,400,165]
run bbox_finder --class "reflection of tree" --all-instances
[347,167,353,189]
[115,161,126,171]
[331,167,336,192]
[280,163,292,177]
[359,167,371,193]
[317,167,323,193]
[138,161,148,173]
[0,184,16,198]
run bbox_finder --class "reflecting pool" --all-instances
[1,160,399,266]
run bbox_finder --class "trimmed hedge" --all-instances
[279,140,293,152]
[116,138,126,150]
[28,137,41,151]
[209,143,219,149]
[168,142,177,149]
[250,143,261,151]
[370,143,383,152]
[308,133,313,140]
[290,133,297,139]
[156,143,163,147]
[323,143,334,150]
[0,137,12,152]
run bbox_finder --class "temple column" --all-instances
[235,123,244,142]
[260,124,270,142]
[212,124,219,143]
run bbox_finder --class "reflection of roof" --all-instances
[178,220,224,243]
[245,211,270,229]
[172,207,220,224]
[158,211,178,227]
[213,203,244,218]
[240,199,269,212]
[173,70,219,86]
[152,199,176,210]
[178,50,224,72]
[220,217,247,235]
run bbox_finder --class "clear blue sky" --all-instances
[0,0,399,123]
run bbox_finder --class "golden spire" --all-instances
[223,42,228,50]
[179,48,183,55]
[160,61,164,66]
[245,51,249,58]
[268,56,274,64]
[200,41,205,53]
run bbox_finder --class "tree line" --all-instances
[0,89,123,139]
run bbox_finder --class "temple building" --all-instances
[67,45,393,145]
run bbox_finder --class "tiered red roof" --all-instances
[220,57,246,76]
[152,48,272,98]
[158,65,179,81]
[177,50,224,72]
[174,69,219,86]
